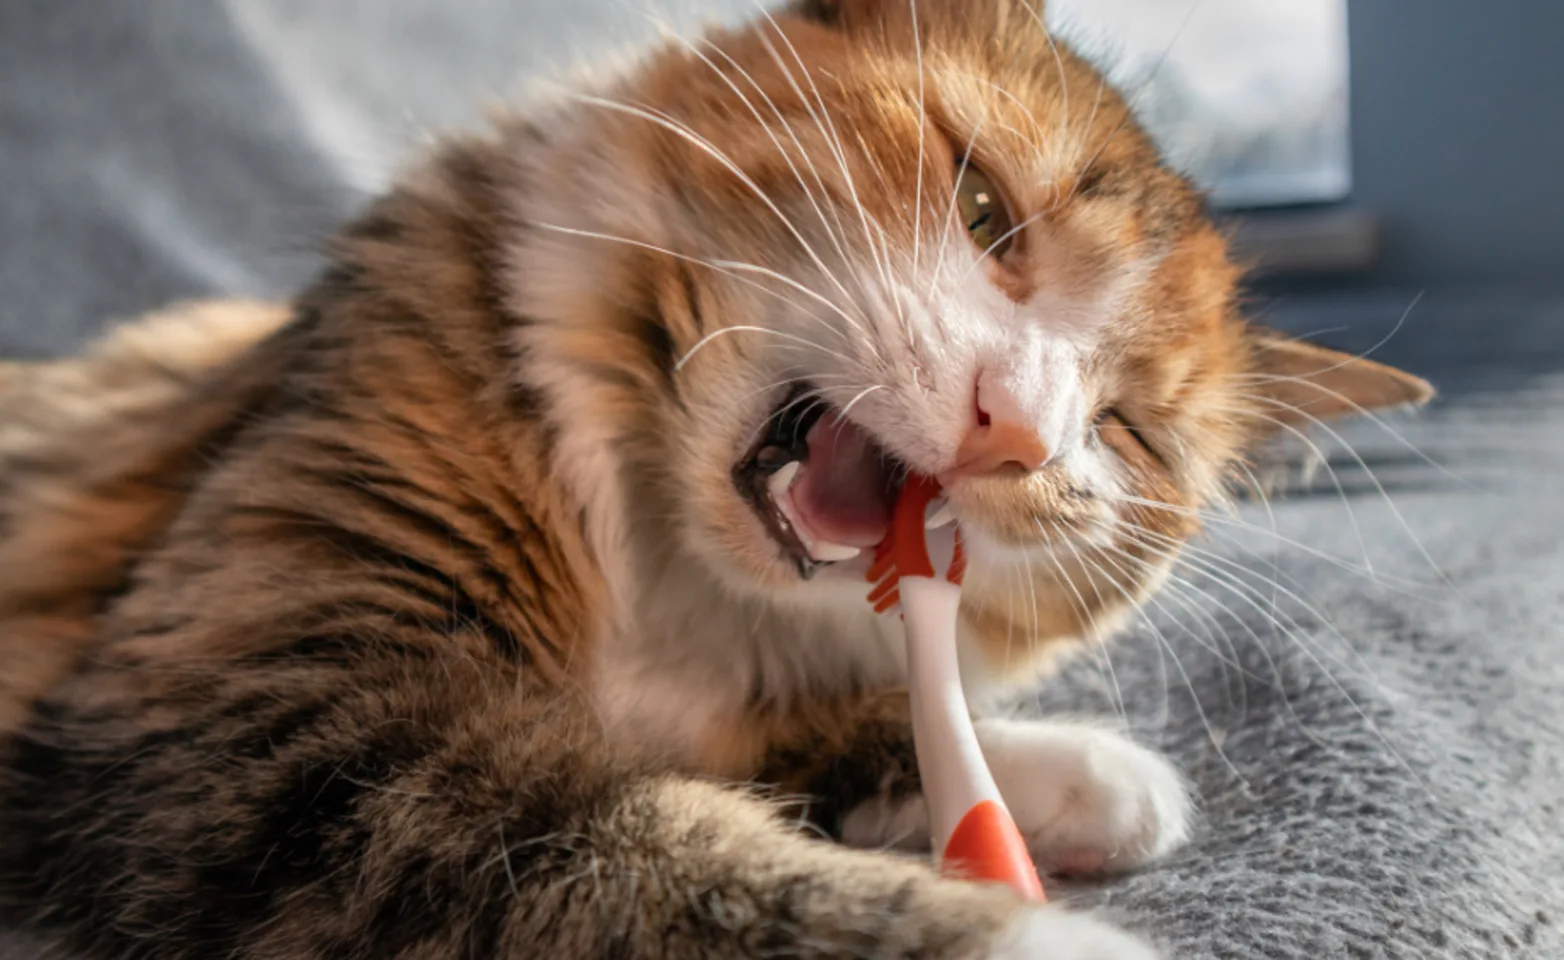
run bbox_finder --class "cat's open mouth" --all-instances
[734,389,904,579]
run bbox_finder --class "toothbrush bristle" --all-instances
[866,474,964,615]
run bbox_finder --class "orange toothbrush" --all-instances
[867,475,1045,901]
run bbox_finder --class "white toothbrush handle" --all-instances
[899,575,1006,860]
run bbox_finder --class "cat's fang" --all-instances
[768,460,801,494]
[808,540,863,563]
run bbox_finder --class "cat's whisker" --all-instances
[1033,519,1134,730]
[1225,377,1471,494]
[979,78,1052,168]
[1098,524,1303,690]
[751,8,907,336]
[1237,290,1423,384]
[1216,396,1454,590]
[1108,491,1431,592]
[1209,400,1377,574]
[658,24,858,309]
[1106,521,1430,786]
[1053,519,1243,776]
[834,384,885,423]
[569,93,861,313]
[1073,543,1254,777]
[1094,534,1250,680]
[679,326,844,372]
[1086,534,1256,728]
[1230,457,1290,652]
[739,372,864,406]
[1020,2,1073,150]
[1072,63,1109,172]
[528,221,861,368]
[693,35,856,257]
[1110,518,1414,711]
[1001,542,1021,678]
[1091,532,1326,751]
[709,258,874,337]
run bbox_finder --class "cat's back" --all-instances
[0,300,291,728]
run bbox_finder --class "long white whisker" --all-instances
[1089,537,1256,727]
[752,7,905,334]
[834,384,885,422]
[1221,396,1456,592]
[1055,521,1245,779]
[1110,492,1430,593]
[1243,290,1423,382]
[1021,2,1072,147]
[1045,519,1174,734]
[1213,401,1377,574]
[660,26,857,298]
[1110,521,1429,788]
[1032,522,1130,724]
[531,222,858,363]
[677,326,838,370]
[1095,532,1346,751]
[571,93,858,308]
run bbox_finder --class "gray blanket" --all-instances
[3,3,1560,957]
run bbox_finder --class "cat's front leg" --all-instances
[836,714,1193,876]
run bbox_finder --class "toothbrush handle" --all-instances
[943,800,1046,900]
[899,576,1046,902]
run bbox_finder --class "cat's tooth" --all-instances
[808,540,862,563]
[767,460,801,501]
[925,499,955,530]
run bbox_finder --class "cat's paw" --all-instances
[977,719,1191,875]
[987,908,1161,960]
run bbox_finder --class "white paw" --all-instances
[979,719,1191,875]
[988,908,1161,960]
[840,720,1192,876]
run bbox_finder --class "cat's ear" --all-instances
[1244,330,1434,431]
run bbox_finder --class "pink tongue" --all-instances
[791,414,896,548]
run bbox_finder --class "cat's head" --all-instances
[515,0,1430,669]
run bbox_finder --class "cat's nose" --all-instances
[947,372,1050,478]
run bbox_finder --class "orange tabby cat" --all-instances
[0,1,1430,957]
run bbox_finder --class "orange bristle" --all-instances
[866,474,964,614]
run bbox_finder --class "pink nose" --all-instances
[948,372,1050,478]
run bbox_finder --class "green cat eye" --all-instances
[954,161,1015,258]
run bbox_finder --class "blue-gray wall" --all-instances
[1347,1,1564,289]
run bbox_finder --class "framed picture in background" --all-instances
[1049,0,1369,279]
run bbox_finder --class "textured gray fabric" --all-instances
[2,3,1560,958]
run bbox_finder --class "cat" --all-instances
[0,0,1432,957]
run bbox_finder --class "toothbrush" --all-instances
[867,474,1045,901]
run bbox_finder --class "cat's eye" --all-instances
[954,161,1015,258]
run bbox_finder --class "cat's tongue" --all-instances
[789,414,896,550]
